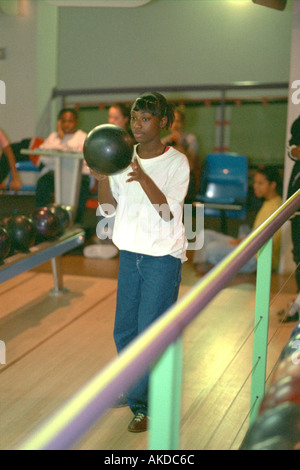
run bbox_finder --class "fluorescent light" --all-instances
[46,0,151,7]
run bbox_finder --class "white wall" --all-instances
[0,0,37,141]
[35,1,58,137]
[57,0,293,91]
[0,0,58,141]
[0,0,294,141]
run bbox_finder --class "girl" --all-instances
[90,92,190,433]
[193,166,282,274]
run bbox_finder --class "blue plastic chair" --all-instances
[195,153,248,230]
[8,160,40,192]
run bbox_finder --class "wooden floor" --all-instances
[0,250,298,450]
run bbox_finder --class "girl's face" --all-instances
[60,111,77,135]
[108,106,128,129]
[253,172,275,199]
[130,109,165,144]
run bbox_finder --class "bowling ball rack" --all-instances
[0,227,85,296]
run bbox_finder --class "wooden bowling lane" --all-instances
[0,265,297,450]
[0,272,118,369]
[0,272,119,449]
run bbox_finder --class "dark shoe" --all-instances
[112,394,128,408]
[278,299,300,322]
[127,413,148,433]
[281,312,299,323]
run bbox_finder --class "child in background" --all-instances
[36,108,88,224]
[90,92,190,433]
[108,103,134,139]
[161,106,200,201]
[193,166,282,274]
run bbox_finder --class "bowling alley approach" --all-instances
[0,0,300,452]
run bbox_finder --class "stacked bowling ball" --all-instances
[0,225,11,264]
[1,215,37,255]
[241,322,300,450]
[31,205,72,242]
[0,205,72,259]
[47,204,72,236]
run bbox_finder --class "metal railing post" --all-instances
[249,238,273,425]
[148,336,183,450]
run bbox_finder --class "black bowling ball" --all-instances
[4,215,37,252]
[280,332,300,360]
[0,226,11,262]
[31,207,60,240]
[83,124,133,175]
[47,204,71,236]
[240,402,300,450]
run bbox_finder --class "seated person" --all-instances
[161,107,200,201]
[36,108,88,224]
[193,166,282,274]
[108,102,134,141]
[0,129,22,191]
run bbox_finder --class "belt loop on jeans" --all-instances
[136,254,143,268]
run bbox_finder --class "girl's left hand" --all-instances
[126,157,146,183]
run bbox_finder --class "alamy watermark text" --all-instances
[0,340,6,364]
[0,80,6,104]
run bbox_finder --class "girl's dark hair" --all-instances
[58,107,78,120]
[131,92,175,129]
[256,165,282,196]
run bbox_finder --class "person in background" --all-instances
[0,129,22,191]
[161,106,200,201]
[193,166,282,274]
[108,103,133,136]
[36,108,88,225]
[279,117,300,323]
[84,103,135,259]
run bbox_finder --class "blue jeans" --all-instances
[113,250,182,416]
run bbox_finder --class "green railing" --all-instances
[18,189,300,450]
